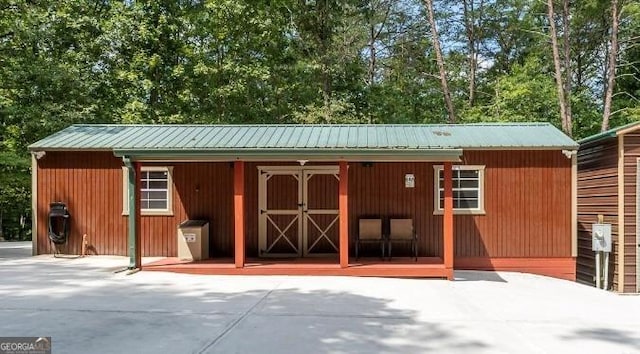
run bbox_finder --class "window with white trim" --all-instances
[122,166,173,215]
[434,165,485,214]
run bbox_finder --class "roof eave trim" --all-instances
[112,148,463,162]
[578,132,617,145]
[27,147,114,152]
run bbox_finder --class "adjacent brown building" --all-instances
[29,123,578,280]
[578,122,640,293]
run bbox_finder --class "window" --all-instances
[122,166,173,215]
[434,165,485,214]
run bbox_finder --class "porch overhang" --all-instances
[112,148,463,162]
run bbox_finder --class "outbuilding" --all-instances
[578,122,640,293]
[29,123,578,279]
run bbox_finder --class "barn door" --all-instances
[258,169,303,257]
[302,169,340,256]
[259,166,340,258]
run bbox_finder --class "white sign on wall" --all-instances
[405,174,415,188]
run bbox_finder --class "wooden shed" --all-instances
[29,123,578,280]
[578,122,640,293]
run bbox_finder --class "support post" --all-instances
[31,153,38,256]
[339,160,349,268]
[124,158,142,270]
[443,162,454,280]
[234,160,245,268]
[134,162,142,269]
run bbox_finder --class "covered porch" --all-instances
[111,125,471,279]
[122,157,459,280]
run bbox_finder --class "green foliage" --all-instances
[461,56,560,125]
[0,152,31,240]
[0,0,639,239]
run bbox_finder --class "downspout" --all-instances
[122,156,139,270]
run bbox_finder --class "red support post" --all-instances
[234,161,245,268]
[339,160,349,268]
[133,161,142,269]
[443,162,454,280]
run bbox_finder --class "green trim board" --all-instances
[579,121,640,145]
[112,148,464,162]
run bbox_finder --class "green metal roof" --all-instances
[578,121,640,145]
[29,123,577,160]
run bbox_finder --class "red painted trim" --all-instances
[134,162,142,269]
[339,161,349,268]
[234,161,245,268]
[455,257,577,281]
[144,257,449,278]
[443,162,453,279]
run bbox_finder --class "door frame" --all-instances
[258,165,339,258]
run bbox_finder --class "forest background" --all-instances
[0,0,638,239]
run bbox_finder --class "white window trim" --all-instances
[433,165,485,215]
[122,166,174,216]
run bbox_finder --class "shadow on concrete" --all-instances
[562,327,640,352]
[0,241,32,259]
[0,254,492,353]
[455,270,507,283]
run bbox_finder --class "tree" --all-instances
[0,152,30,240]
[462,0,486,106]
[424,0,456,123]
[547,0,572,136]
[602,0,620,132]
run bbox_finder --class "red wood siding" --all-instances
[37,152,126,256]
[577,139,619,289]
[37,150,573,280]
[37,152,233,257]
[347,150,572,261]
[623,133,640,292]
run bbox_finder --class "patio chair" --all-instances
[387,219,418,261]
[355,219,385,260]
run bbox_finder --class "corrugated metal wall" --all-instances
[577,140,619,289]
[37,150,572,265]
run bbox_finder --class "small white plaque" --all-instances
[184,233,197,243]
[405,174,415,188]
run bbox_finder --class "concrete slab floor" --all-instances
[0,247,638,353]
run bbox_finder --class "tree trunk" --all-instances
[463,0,478,106]
[367,22,376,124]
[424,0,456,123]
[562,0,573,134]
[547,0,571,136]
[602,0,619,132]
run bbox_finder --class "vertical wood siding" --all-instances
[347,151,572,259]
[37,151,572,268]
[577,139,619,289]
[623,133,640,292]
[37,152,233,257]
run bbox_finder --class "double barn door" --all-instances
[258,166,340,257]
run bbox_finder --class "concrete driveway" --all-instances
[0,245,638,353]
